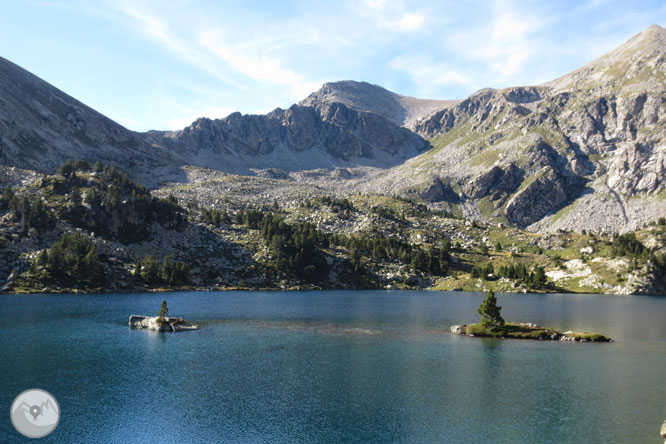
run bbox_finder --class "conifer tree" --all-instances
[158,300,168,320]
[477,289,505,328]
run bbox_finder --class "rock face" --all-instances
[152,101,430,174]
[128,315,199,332]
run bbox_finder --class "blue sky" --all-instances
[2,0,665,131]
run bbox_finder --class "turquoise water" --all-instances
[1,290,666,443]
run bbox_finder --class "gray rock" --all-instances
[450,325,466,335]
[128,315,199,332]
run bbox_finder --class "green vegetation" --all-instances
[466,323,557,339]
[477,289,505,328]
[134,255,190,286]
[3,159,666,294]
[260,213,329,282]
[611,232,648,259]
[30,233,106,288]
[200,208,231,226]
[39,160,186,243]
[1,185,53,233]
[157,300,168,319]
[463,322,612,341]
[469,149,500,167]
[301,196,355,213]
[469,262,547,289]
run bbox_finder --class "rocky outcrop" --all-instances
[505,167,568,226]
[128,315,199,332]
[404,177,460,203]
[467,164,523,200]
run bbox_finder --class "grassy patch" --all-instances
[469,149,500,167]
[465,322,559,339]
[462,322,611,341]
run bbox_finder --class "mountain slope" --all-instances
[362,25,666,232]
[0,56,182,185]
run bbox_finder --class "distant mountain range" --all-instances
[1,25,665,233]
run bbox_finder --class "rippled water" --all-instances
[2,291,666,443]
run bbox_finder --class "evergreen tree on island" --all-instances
[157,300,169,321]
[477,289,505,328]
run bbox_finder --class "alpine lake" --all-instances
[2,290,665,443]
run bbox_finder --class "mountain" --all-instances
[0,56,181,185]
[300,80,457,128]
[363,25,666,232]
[0,25,664,233]
[150,100,430,175]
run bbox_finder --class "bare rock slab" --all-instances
[129,315,199,332]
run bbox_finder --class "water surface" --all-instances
[1,291,665,443]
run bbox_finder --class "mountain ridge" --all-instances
[0,25,664,232]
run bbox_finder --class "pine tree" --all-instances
[157,300,169,320]
[477,289,505,328]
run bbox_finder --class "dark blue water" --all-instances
[1,291,665,443]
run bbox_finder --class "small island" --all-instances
[451,290,612,342]
[129,300,199,332]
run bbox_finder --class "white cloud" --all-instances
[197,31,319,99]
[389,54,470,97]
[493,13,529,42]
[364,0,388,9]
[391,13,425,31]
[67,0,666,131]
[440,0,548,84]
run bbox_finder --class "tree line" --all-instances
[471,262,547,288]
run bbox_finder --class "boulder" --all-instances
[580,246,594,254]
[450,325,466,335]
[661,420,666,440]
[128,315,199,332]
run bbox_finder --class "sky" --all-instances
[1,0,665,132]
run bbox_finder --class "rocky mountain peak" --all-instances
[300,80,457,128]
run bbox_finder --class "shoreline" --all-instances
[0,285,628,295]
